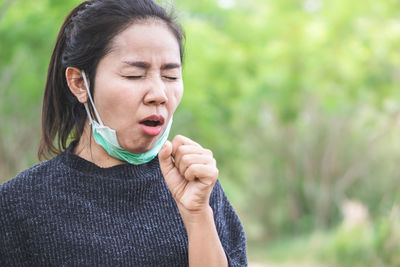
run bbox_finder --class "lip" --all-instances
[139,114,165,125]
[139,114,165,136]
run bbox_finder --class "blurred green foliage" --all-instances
[249,208,400,266]
[1,0,400,264]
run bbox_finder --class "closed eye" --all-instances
[163,76,178,81]
[124,75,143,80]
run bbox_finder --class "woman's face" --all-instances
[92,20,183,154]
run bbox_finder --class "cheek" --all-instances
[95,85,124,113]
[168,86,183,111]
[94,81,143,124]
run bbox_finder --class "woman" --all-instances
[0,0,247,266]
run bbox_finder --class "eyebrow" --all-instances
[122,61,181,70]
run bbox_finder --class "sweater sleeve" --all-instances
[210,180,247,267]
[0,178,32,267]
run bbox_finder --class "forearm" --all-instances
[179,206,228,267]
[159,136,229,266]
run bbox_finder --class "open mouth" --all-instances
[139,114,165,127]
[139,115,165,136]
[141,120,161,127]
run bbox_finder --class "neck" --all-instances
[73,123,126,168]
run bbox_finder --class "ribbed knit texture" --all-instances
[0,143,247,266]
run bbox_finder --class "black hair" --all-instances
[38,0,184,160]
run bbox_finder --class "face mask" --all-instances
[81,70,172,165]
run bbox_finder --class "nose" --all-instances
[143,77,168,105]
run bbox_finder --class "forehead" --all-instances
[108,20,181,62]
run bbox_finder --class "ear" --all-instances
[66,67,88,103]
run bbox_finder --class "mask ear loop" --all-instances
[81,70,104,126]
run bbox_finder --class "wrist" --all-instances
[178,205,214,230]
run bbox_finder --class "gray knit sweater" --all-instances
[0,143,247,266]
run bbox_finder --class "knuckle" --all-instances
[176,145,183,155]
[184,164,193,176]
[176,134,185,141]
[172,135,182,145]
[205,149,213,156]
[214,168,219,178]
[176,145,187,156]
[181,154,190,165]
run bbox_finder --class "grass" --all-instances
[247,216,400,267]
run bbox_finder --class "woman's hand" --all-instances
[158,135,219,218]
[159,135,228,267]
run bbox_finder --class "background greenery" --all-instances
[1,0,400,265]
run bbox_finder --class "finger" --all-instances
[173,145,212,170]
[184,164,219,186]
[158,140,174,176]
[178,154,216,177]
[171,135,202,157]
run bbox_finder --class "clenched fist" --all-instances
[158,135,219,215]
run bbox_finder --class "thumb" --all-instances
[158,140,174,175]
